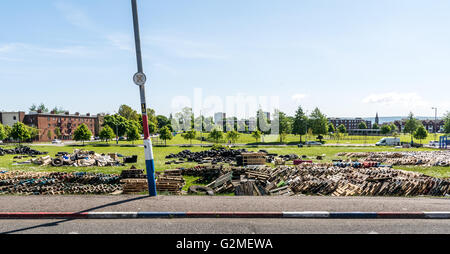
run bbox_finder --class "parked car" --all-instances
[52,139,62,144]
[428,141,440,147]
[376,137,400,146]
[118,137,126,141]
[305,141,322,146]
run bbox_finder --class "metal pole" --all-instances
[131,0,157,197]
[432,107,437,142]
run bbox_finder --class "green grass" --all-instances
[1,144,449,179]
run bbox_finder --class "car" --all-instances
[428,141,440,147]
[52,139,62,144]
[305,141,322,146]
[118,137,126,141]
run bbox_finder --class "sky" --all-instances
[1,0,450,119]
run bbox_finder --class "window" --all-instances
[13,116,17,120]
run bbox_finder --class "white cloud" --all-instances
[362,92,429,108]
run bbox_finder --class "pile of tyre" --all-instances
[0,146,47,156]
[166,148,248,164]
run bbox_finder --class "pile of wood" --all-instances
[120,168,146,179]
[237,153,266,166]
[338,151,450,167]
[121,179,148,194]
[180,163,450,197]
[0,171,122,195]
[120,167,148,194]
[156,170,185,195]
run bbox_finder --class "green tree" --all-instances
[337,124,347,134]
[272,109,290,143]
[51,106,66,114]
[380,125,391,135]
[390,124,398,133]
[328,123,336,134]
[358,121,368,129]
[156,115,170,130]
[226,130,240,144]
[404,112,420,142]
[443,112,450,134]
[27,126,39,141]
[0,124,6,141]
[103,114,129,138]
[10,122,31,144]
[413,126,428,144]
[73,124,92,145]
[99,125,115,143]
[47,130,52,141]
[372,123,380,129]
[181,129,197,145]
[252,130,262,143]
[159,126,173,146]
[126,125,141,145]
[308,108,328,136]
[209,128,223,143]
[54,127,61,139]
[256,109,271,134]
[118,104,140,122]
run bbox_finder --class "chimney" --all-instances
[37,109,42,114]
[65,111,69,115]
[86,113,91,117]
[75,112,80,116]
[51,110,56,114]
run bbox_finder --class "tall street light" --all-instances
[131,0,157,196]
[432,107,438,142]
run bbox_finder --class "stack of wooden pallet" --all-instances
[121,179,148,194]
[120,168,146,179]
[156,170,185,195]
[240,153,266,166]
[120,168,148,194]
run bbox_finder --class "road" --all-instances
[0,196,449,234]
[1,196,449,213]
[1,218,449,234]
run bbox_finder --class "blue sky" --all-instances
[1,0,449,119]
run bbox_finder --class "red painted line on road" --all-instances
[186,212,283,218]
[377,212,425,219]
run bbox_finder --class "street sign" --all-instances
[133,72,147,86]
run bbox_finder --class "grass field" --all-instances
[75,133,446,146]
[0,144,448,179]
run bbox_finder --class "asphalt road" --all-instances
[1,196,449,213]
[1,196,449,234]
[1,218,449,234]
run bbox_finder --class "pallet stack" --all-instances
[120,168,148,194]
[156,170,186,195]
[239,153,266,166]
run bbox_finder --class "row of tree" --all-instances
[0,122,39,143]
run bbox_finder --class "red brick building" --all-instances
[23,111,102,142]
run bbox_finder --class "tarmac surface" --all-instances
[0,196,449,213]
[1,218,449,234]
[1,196,449,234]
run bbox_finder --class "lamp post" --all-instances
[131,0,157,197]
[432,107,438,142]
